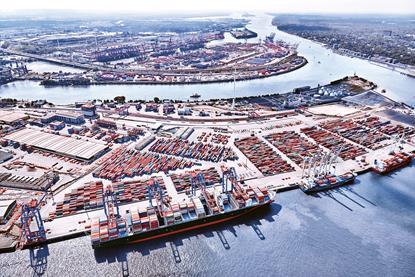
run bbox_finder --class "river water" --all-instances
[0,14,414,106]
[0,14,414,277]
[1,164,414,277]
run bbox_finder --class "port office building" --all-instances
[4,128,108,162]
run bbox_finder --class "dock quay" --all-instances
[1,76,415,252]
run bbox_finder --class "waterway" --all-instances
[0,164,414,277]
[0,14,414,106]
[0,14,414,277]
[26,61,85,74]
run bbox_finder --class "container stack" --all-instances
[149,138,238,162]
[170,167,221,193]
[192,197,206,218]
[99,218,109,242]
[319,119,388,150]
[235,136,295,176]
[49,181,104,219]
[356,116,415,137]
[93,148,194,181]
[301,126,367,160]
[252,187,265,203]
[90,218,100,245]
[265,130,321,165]
[112,177,167,203]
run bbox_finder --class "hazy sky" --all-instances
[1,0,414,14]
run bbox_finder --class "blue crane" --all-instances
[147,178,164,213]
[221,166,237,193]
[103,184,120,219]
[20,173,58,247]
[20,199,46,245]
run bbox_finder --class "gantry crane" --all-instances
[221,165,238,193]
[19,173,58,248]
[147,178,165,214]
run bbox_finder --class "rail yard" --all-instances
[0,75,414,252]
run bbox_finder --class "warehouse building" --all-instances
[0,172,58,191]
[41,111,85,125]
[4,128,108,162]
[0,110,29,125]
[81,102,97,118]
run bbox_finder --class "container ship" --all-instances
[90,173,275,249]
[299,172,356,194]
[372,152,413,175]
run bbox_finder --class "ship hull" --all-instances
[93,199,273,249]
[300,175,356,194]
[372,158,412,175]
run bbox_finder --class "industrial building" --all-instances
[0,67,12,85]
[0,150,13,164]
[0,200,16,224]
[81,102,97,118]
[41,111,85,125]
[0,110,28,125]
[96,119,117,129]
[4,128,108,162]
[0,172,58,191]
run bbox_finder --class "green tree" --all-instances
[114,96,126,104]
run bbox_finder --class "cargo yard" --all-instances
[0,75,414,252]
[1,17,307,85]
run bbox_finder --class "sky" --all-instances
[1,0,414,14]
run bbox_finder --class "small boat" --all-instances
[190,93,201,99]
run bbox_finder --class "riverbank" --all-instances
[37,57,307,87]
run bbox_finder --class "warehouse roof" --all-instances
[0,199,16,223]
[5,128,108,161]
[0,110,28,124]
[0,150,13,163]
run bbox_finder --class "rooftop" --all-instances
[4,128,108,161]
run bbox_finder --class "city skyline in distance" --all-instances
[1,0,414,15]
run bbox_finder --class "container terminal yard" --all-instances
[1,28,307,85]
[0,75,414,252]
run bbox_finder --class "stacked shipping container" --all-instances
[301,126,367,160]
[170,167,221,193]
[149,138,237,162]
[93,148,193,181]
[234,136,295,176]
[264,130,322,165]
